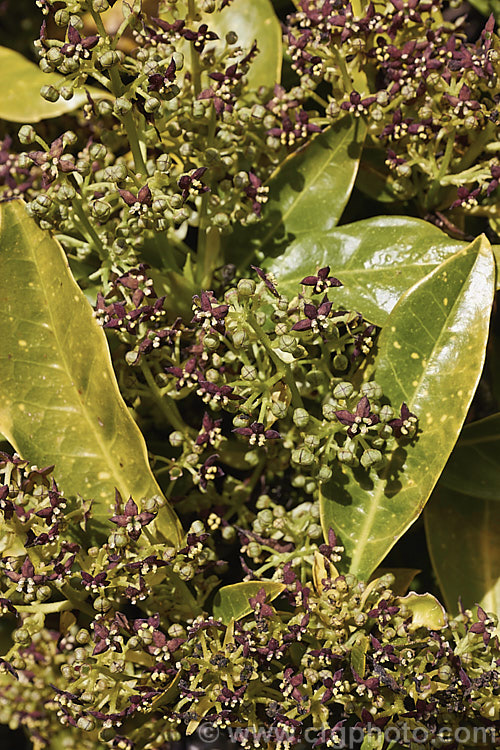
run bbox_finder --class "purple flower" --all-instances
[341,91,377,117]
[251,266,280,297]
[196,454,224,491]
[191,290,229,333]
[292,297,333,333]
[178,167,209,201]
[110,495,156,542]
[470,606,495,645]
[197,380,242,406]
[81,571,109,591]
[450,185,482,209]
[334,396,380,438]
[301,267,342,295]
[147,59,177,93]
[249,587,275,618]
[182,23,218,53]
[119,185,153,215]
[351,324,377,360]
[233,421,281,446]
[195,412,222,449]
[318,528,344,563]
[388,403,418,438]
[267,109,321,146]
[368,598,400,623]
[321,669,344,703]
[61,25,99,59]
[244,173,269,215]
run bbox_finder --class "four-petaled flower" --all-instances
[182,23,219,53]
[249,587,275,618]
[470,606,495,645]
[334,396,380,438]
[244,173,269,216]
[351,324,377,360]
[61,25,99,59]
[388,403,418,438]
[292,297,333,333]
[196,454,224,491]
[318,528,344,563]
[195,412,222,450]
[192,291,229,333]
[341,91,377,117]
[148,59,177,93]
[178,167,209,201]
[301,267,342,295]
[251,266,279,297]
[110,496,156,541]
[119,185,153,215]
[368,599,400,624]
[233,421,281,446]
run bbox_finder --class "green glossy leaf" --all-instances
[267,216,466,326]
[425,487,500,615]
[227,116,366,268]
[200,0,282,90]
[440,413,500,501]
[357,148,416,203]
[0,200,182,544]
[212,581,285,624]
[396,592,447,630]
[0,46,111,123]
[320,236,495,580]
[350,633,368,677]
[467,0,500,22]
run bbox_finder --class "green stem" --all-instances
[333,48,352,93]
[69,185,105,259]
[247,313,303,409]
[140,361,190,435]
[426,128,456,208]
[457,121,496,172]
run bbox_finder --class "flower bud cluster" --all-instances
[99,266,417,531]
[283,1,500,216]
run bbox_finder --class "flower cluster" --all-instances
[283,1,500,217]
[0,458,497,750]
[95,266,417,532]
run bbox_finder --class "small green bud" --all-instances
[322,402,337,420]
[256,494,271,509]
[18,125,37,145]
[32,194,52,216]
[233,414,250,428]
[307,523,322,539]
[251,104,266,120]
[13,628,30,644]
[76,629,90,645]
[156,153,171,173]
[271,400,287,419]
[77,716,96,732]
[40,85,59,103]
[291,448,315,466]
[244,450,260,466]
[247,542,261,558]
[317,465,332,482]
[36,585,52,602]
[46,47,64,67]
[360,448,383,469]
[379,404,394,422]
[39,58,54,74]
[92,0,109,11]
[99,50,123,69]
[293,408,309,428]
[241,363,257,380]
[226,30,238,44]
[278,334,297,354]
[204,333,220,351]
[114,97,133,116]
[338,447,356,465]
[98,99,114,116]
[94,597,112,612]
[360,381,383,400]
[333,382,354,400]
[237,278,256,297]
[169,194,183,209]
[90,200,111,221]
[54,8,70,25]
[169,431,184,447]
[75,158,91,175]
[258,509,274,527]
[304,434,320,449]
[221,525,236,542]
[333,353,348,370]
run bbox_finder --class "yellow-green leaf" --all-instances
[212,580,285,624]
[425,487,500,615]
[0,46,111,123]
[396,592,447,630]
[230,117,365,269]
[267,216,466,326]
[0,200,182,544]
[320,236,495,580]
